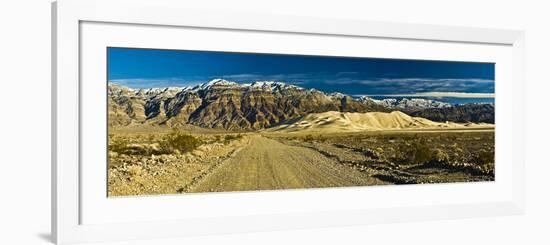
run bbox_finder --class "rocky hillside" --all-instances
[108,79,388,130]
[108,79,494,130]
[410,104,495,123]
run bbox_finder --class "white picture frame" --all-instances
[52,0,525,244]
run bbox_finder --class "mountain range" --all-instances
[108,79,494,130]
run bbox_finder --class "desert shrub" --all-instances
[363,148,379,159]
[160,130,202,154]
[430,149,449,162]
[316,136,327,142]
[109,137,130,154]
[472,150,495,164]
[124,144,151,155]
[421,149,450,168]
[223,134,243,144]
[303,134,314,142]
[225,134,242,141]
[408,140,433,164]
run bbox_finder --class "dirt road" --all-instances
[189,135,383,193]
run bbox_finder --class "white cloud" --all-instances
[109,78,205,88]
[109,75,495,95]
[364,92,495,98]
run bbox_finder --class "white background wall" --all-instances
[0,0,548,244]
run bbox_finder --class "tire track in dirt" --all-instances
[188,135,384,193]
[177,138,252,193]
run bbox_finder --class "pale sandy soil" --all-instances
[189,135,387,193]
[267,111,494,133]
[108,127,494,196]
[107,134,251,196]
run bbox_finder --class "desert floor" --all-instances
[189,135,386,193]
[108,128,494,196]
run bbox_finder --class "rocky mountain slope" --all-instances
[359,96,452,112]
[108,79,494,130]
[109,79,388,129]
[410,103,495,123]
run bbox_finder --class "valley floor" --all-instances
[189,135,385,193]
[108,128,495,196]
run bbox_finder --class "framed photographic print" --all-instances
[106,47,497,196]
[52,0,525,244]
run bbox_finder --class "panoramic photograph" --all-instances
[107,47,495,197]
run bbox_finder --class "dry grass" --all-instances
[265,130,495,184]
[108,125,495,196]
[107,128,249,196]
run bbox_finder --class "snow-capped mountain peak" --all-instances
[328,92,347,99]
[246,80,301,92]
[359,96,451,111]
[199,79,238,89]
[133,86,188,99]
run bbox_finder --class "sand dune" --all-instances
[266,111,493,133]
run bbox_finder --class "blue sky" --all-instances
[108,47,494,97]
